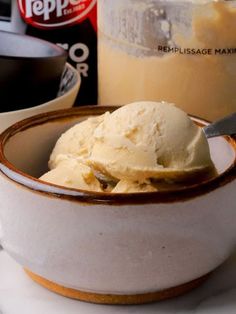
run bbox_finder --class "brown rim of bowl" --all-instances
[0,106,235,205]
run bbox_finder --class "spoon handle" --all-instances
[203,112,236,138]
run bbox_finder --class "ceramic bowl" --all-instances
[0,30,67,112]
[0,107,235,305]
[0,63,80,133]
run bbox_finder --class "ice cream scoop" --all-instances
[112,180,157,193]
[41,101,216,192]
[49,114,105,169]
[40,159,102,192]
[88,101,214,182]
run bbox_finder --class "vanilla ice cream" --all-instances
[49,114,105,169]
[88,101,213,182]
[40,101,214,193]
[40,159,102,192]
[112,180,157,193]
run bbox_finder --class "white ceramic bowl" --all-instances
[0,63,80,133]
[0,107,235,305]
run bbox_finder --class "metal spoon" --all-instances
[203,112,236,138]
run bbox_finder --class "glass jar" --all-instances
[98,0,236,121]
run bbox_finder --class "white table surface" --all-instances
[0,247,236,314]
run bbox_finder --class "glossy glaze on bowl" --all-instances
[0,107,235,304]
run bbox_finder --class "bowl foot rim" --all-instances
[24,268,210,305]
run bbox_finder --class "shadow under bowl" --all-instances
[0,107,235,304]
